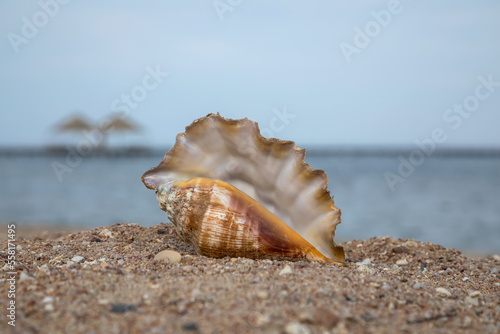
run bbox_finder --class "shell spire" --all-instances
[142,113,345,264]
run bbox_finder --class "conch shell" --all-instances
[142,114,345,264]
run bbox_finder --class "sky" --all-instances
[1,0,499,148]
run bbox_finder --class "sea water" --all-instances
[0,152,499,253]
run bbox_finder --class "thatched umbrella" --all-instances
[52,113,143,151]
[54,114,93,133]
[98,114,142,148]
[100,115,141,133]
[48,114,95,152]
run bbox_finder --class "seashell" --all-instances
[142,114,345,264]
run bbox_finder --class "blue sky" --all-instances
[1,0,499,148]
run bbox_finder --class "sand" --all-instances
[1,222,499,333]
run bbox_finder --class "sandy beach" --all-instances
[1,222,499,333]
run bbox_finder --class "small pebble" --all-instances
[71,255,84,263]
[42,296,54,304]
[435,287,451,297]
[256,291,269,299]
[256,314,271,326]
[356,259,371,266]
[183,265,194,273]
[100,229,113,238]
[39,264,50,272]
[465,296,479,306]
[238,264,251,273]
[468,291,482,298]
[189,289,201,301]
[110,303,137,313]
[357,265,374,274]
[402,240,418,248]
[490,268,499,274]
[279,265,293,276]
[182,322,199,331]
[393,246,410,254]
[19,272,33,281]
[44,304,55,312]
[396,259,408,266]
[492,254,500,261]
[413,282,427,289]
[314,307,340,329]
[154,250,182,263]
[462,277,470,282]
[285,321,310,334]
[298,311,315,324]
[391,265,401,274]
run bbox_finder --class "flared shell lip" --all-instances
[141,113,335,209]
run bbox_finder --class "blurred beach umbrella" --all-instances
[98,114,143,148]
[51,113,143,150]
[54,114,93,133]
[48,113,95,151]
[100,114,141,133]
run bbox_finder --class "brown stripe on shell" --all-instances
[165,177,341,263]
[187,179,261,258]
[229,192,314,259]
[167,179,213,254]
